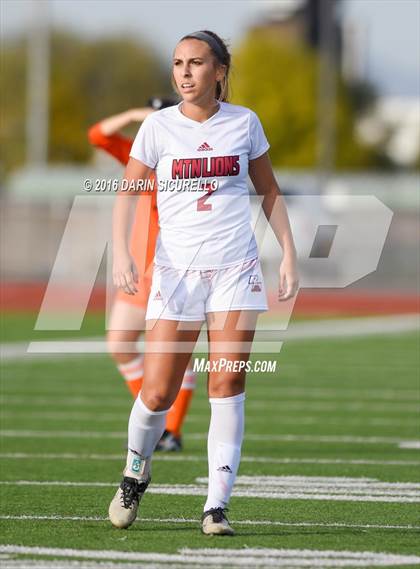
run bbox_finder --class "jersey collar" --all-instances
[177,101,223,127]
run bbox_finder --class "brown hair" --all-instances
[174,30,231,102]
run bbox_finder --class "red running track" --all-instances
[1,282,418,316]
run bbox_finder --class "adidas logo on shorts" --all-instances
[154,290,163,301]
[197,141,213,151]
[217,465,233,473]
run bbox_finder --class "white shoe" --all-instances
[108,475,150,529]
[201,508,235,536]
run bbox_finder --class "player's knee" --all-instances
[209,374,245,398]
[107,331,119,360]
[141,390,172,412]
[107,332,134,365]
[107,344,125,365]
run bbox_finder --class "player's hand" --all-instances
[278,256,299,301]
[128,108,155,123]
[113,253,139,295]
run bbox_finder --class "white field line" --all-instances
[1,429,419,446]
[1,396,128,408]
[3,399,418,415]
[1,314,418,359]
[1,452,419,467]
[2,476,420,503]
[1,514,419,531]
[188,433,420,445]
[55,338,288,354]
[269,313,420,338]
[1,545,420,568]
[189,415,419,427]
[4,562,419,569]
[21,339,287,355]
[2,383,418,402]
[2,410,418,428]
[244,401,420,413]
[3,395,419,414]
[2,410,419,428]
[232,475,420,485]
[248,387,420,402]
[0,560,196,569]
[399,442,420,450]
[0,561,197,569]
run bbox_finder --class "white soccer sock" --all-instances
[204,392,245,512]
[125,395,168,479]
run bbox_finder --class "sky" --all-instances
[1,0,419,97]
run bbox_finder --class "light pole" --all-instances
[317,0,337,185]
[26,0,50,167]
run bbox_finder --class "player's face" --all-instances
[173,39,225,104]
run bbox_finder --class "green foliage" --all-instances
[1,29,397,173]
[231,30,381,170]
[0,38,27,175]
[1,31,171,171]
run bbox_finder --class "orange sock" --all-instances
[166,370,197,437]
[117,355,144,398]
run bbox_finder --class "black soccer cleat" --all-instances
[155,429,183,452]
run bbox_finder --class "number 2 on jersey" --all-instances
[197,181,215,212]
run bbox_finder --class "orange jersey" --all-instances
[88,123,159,277]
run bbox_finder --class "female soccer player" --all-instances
[88,99,197,451]
[109,30,298,535]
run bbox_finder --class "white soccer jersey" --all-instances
[130,101,270,269]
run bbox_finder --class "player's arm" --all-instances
[249,152,299,301]
[97,108,153,136]
[88,108,154,164]
[113,157,153,295]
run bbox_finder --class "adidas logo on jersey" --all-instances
[217,465,233,473]
[197,142,213,151]
[154,290,163,301]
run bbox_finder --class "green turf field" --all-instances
[0,326,419,567]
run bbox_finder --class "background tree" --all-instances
[0,31,171,173]
[1,37,27,177]
[230,30,385,170]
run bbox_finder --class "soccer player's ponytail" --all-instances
[179,30,231,102]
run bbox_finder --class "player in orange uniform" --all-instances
[88,98,196,451]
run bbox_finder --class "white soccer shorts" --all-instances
[146,257,268,321]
